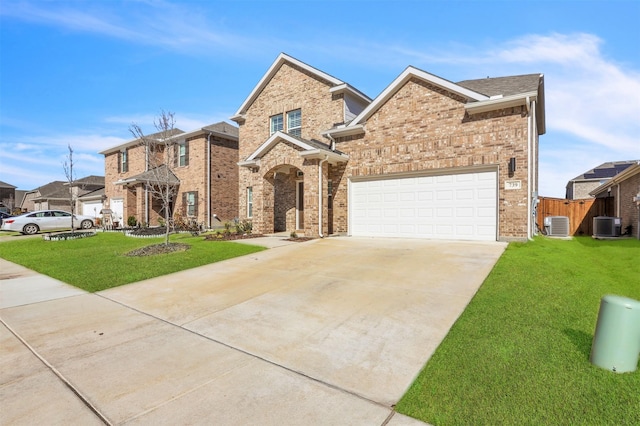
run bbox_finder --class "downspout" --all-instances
[318,155,329,238]
[145,145,149,224]
[526,96,532,240]
[207,132,212,229]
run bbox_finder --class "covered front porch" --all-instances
[239,131,348,237]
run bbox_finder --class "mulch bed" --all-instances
[124,243,190,257]
[203,233,264,241]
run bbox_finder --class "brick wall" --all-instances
[104,133,238,228]
[209,136,239,223]
[571,181,601,200]
[334,78,532,240]
[618,172,640,238]
[238,62,345,235]
[236,65,537,240]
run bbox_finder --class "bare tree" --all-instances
[129,110,181,245]
[62,144,77,233]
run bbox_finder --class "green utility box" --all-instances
[590,295,640,373]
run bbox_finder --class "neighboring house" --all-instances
[0,180,17,213]
[20,176,105,213]
[231,53,545,242]
[100,122,239,227]
[566,160,638,200]
[21,181,71,212]
[590,161,640,239]
[72,176,106,218]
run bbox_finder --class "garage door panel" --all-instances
[350,170,497,241]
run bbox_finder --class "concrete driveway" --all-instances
[1,236,505,425]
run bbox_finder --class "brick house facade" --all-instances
[591,162,640,239]
[232,54,545,242]
[101,122,238,228]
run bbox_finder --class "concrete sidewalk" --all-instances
[1,236,505,425]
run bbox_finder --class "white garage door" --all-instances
[82,201,103,217]
[350,171,497,241]
[110,199,124,223]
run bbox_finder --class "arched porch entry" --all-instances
[263,164,305,234]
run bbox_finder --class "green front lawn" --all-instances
[397,237,640,425]
[0,232,265,292]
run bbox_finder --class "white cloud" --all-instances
[0,1,258,55]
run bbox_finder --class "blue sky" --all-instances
[1,0,639,198]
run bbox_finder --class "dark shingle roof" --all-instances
[457,74,541,97]
[73,175,105,186]
[570,160,639,181]
[0,180,17,189]
[34,181,68,197]
[126,165,180,185]
[202,122,239,138]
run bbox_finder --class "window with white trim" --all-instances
[185,191,197,216]
[177,141,189,167]
[246,187,253,218]
[287,109,301,137]
[120,149,128,173]
[270,114,283,135]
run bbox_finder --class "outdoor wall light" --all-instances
[508,157,516,177]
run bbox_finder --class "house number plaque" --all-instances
[505,180,522,190]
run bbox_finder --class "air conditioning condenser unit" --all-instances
[544,216,570,237]
[593,216,621,237]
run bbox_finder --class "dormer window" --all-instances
[287,109,301,137]
[270,114,283,135]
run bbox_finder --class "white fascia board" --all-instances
[329,83,372,104]
[99,139,142,155]
[350,67,488,126]
[465,91,538,114]
[114,178,136,186]
[299,149,349,164]
[238,160,260,168]
[322,124,365,138]
[232,53,344,118]
[245,131,315,162]
[230,114,245,124]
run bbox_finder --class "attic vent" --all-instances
[593,216,621,238]
[544,216,570,237]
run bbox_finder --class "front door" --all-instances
[296,180,304,230]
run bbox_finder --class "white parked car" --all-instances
[0,210,95,235]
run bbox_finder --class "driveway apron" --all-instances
[1,237,505,425]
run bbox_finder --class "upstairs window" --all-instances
[287,109,301,137]
[270,114,283,136]
[119,149,128,173]
[176,141,189,167]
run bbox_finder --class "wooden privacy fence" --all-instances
[536,197,614,236]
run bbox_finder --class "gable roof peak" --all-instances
[232,53,364,123]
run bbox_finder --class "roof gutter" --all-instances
[322,124,365,138]
[299,149,348,164]
[465,91,538,115]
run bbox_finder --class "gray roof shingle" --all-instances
[457,74,541,97]
[569,160,640,181]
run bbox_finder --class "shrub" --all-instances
[237,219,253,234]
[127,215,138,227]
